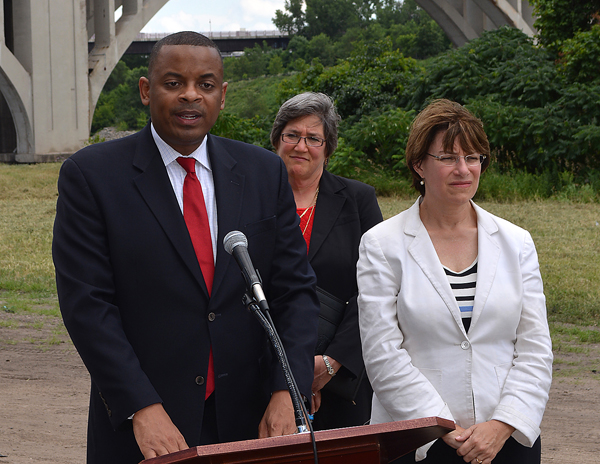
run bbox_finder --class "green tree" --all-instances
[558,24,600,83]
[304,0,361,39]
[530,0,600,51]
[285,35,310,63]
[279,39,420,119]
[339,106,415,171]
[403,26,600,173]
[223,43,274,80]
[211,113,272,148]
[388,17,451,59]
[91,64,149,133]
[306,34,336,67]
[375,0,422,28]
[404,27,560,110]
[268,54,285,75]
[273,0,305,34]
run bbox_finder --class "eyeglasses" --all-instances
[428,153,487,166]
[281,133,326,147]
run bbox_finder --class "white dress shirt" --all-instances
[151,124,218,262]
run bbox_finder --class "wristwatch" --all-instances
[322,355,336,376]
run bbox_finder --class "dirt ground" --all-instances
[1,312,599,464]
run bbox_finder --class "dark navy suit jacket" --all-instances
[52,124,319,463]
[309,170,382,429]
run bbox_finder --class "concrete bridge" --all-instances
[125,31,290,56]
[1,0,536,163]
[415,0,536,47]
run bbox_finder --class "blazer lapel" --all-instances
[132,125,208,295]
[308,171,346,262]
[207,135,245,298]
[470,202,500,330]
[405,200,466,334]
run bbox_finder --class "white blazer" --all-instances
[357,199,552,453]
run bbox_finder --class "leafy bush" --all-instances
[558,25,600,83]
[211,112,271,148]
[339,106,414,172]
[91,65,149,134]
[400,27,600,175]
[404,27,561,110]
[279,39,420,119]
[530,0,600,52]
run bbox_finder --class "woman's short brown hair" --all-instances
[406,99,490,196]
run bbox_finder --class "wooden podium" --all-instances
[142,416,454,464]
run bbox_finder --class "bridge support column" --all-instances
[0,0,167,163]
[0,0,89,162]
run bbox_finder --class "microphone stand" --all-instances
[242,292,319,463]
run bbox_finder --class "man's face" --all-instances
[139,45,227,155]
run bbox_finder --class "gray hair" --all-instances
[271,92,341,157]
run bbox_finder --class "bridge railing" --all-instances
[137,30,288,40]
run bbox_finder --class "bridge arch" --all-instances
[415,0,536,47]
[0,42,33,155]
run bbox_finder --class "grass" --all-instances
[1,163,599,350]
[550,324,600,344]
[0,163,61,320]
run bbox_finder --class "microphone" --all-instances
[223,231,269,311]
[225,230,317,450]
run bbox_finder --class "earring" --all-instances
[420,179,425,185]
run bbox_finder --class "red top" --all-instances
[297,206,316,252]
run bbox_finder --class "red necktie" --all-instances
[177,157,215,399]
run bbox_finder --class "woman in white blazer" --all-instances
[357,100,552,464]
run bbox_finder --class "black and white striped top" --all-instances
[444,259,477,332]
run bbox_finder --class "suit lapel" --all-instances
[207,135,245,298]
[132,125,208,295]
[405,200,466,334]
[470,203,500,330]
[308,171,346,262]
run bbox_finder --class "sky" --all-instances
[141,0,287,33]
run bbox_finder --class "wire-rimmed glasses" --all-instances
[281,133,326,147]
[428,153,486,166]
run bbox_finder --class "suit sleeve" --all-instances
[52,158,161,428]
[491,231,553,446]
[324,184,383,378]
[264,159,320,400]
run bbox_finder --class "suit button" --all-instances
[208,312,216,322]
[461,341,470,350]
[195,376,205,385]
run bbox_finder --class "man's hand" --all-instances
[258,390,296,438]
[132,403,188,459]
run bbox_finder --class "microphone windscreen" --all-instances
[223,230,248,255]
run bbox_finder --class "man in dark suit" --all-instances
[52,32,319,464]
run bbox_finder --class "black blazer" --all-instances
[309,170,383,429]
[52,124,319,463]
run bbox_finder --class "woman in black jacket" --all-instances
[271,92,383,430]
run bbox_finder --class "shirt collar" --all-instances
[151,123,211,171]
